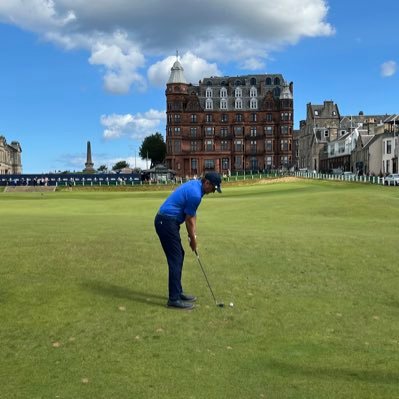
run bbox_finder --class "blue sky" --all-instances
[0,0,397,173]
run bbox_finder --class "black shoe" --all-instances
[167,299,194,310]
[180,293,197,302]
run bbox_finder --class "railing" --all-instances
[293,171,390,185]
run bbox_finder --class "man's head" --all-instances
[203,172,222,194]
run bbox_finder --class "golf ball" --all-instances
[229,302,234,307]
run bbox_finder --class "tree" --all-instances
[112,161,129,171]
[139,133,166,168]
[97,165,108,173]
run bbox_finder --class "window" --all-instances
[266,156,273,168]
[235,98,242,109]
[265,77,272,85]
[250,86,257,97]
[281,155,289,165]
[273,87,280,97]
[250,141,257,152]
[174,140,181,153]
[221,140,229,150]
[206,98,213,110]
[220,87,227,98]
[206,87,213,98]
[266,114,273,122]
[266,140,272,151]
[235,87,242,97]
[274,77,280,85]
[191,114,197,123]
[220,98,228,110]
[250,98,258,109]
[205,140,213,151]
[234,140,243,151]
[314,110,319,116]
[250,77,257,86]
[222,158,229,170]
[191,158,198,172]
[190,141,198,151]
[324,130,329,138]
[386,140,392,154]
[235,156,242,168]
[205,127,214,136]
[280,139,290,151]
[236,113,243,122]
[206,114,213,122]
[251,113,257,122]
[250,157,258,170]
[250,127,257,137]
[265,126,273,135]
[281,112,290,121]
[204,159,215,169]
[190,127,197,137]
[174,114,181,123]
[234,126,243,136]
[220,127,228,137]
[174,127,181,134]
[221,114,228,123]
[281,126,289,135]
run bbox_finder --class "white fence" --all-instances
[293,171,391,185]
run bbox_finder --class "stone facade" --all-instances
[298,101,340,171]
[0,135,22,174]
[165,59,294,177]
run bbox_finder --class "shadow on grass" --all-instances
[82,280,166,308]
[267,360,399,385]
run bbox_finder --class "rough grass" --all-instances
[0,180,398,398]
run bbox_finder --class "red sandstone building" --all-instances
[165,59,294,177]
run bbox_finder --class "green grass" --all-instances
[1,179,398,398]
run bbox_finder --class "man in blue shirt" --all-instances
[155,172,222,309]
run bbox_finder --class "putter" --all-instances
[194,250,224,307]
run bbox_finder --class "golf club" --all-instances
[194,250,224,307]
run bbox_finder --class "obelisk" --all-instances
[83,141,95,173]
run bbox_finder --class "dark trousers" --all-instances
[154,213,185,301]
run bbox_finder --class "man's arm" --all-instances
[185,215,197,252]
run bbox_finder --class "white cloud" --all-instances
[101,109,166,140]
[381,60,397,77]
[148,52,222,87]
[0,0,334,92]
[240,58,266,71]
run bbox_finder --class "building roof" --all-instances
[167,59,187,84]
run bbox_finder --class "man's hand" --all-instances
[188,235,197,252]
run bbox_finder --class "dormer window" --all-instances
[250,86,257,97]
[205,98,213,110]
[206,87,213,98]
[235,98,242,109]
[235,87,242,97]
[250,98,258,109]
[314,110,319,116]
[265,77,272,85]
[220,98,228,110]
[274,77,280,85]
[220,87,227,98]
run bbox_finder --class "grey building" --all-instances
[0,135,22,174]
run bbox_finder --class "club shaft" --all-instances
[194,250,218,304]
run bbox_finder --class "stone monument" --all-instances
[83,141,95,173]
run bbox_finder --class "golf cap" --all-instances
[204,172,222,193]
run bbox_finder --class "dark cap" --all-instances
[204,172,222,193]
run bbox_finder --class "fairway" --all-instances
[1,179,398,398]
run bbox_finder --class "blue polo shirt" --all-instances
[158,179,204,224]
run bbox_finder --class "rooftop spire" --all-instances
[167,53,187,84]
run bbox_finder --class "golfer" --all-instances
[155,172,222,309]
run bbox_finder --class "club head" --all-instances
[216,303,224,308]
